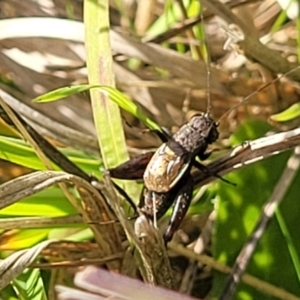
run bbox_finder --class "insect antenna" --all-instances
[200,8,212,116]
[217,65,300,125]
[204,56,211,118]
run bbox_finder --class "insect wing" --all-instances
[143,144,190,193]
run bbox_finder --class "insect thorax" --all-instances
[171,114,219,154]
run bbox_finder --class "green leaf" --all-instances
[13,269,47,300]
[0,136,47,170]
[0,284,18,300]
[99,86,160,130]
[0,229,49,250]
[146,0,178,37]
[0,136,102,175]
[34,85,160,131]
[270,102,300,122]
[229,119,272,145]
[32,84,98,102]
[48,227,93,241]
[0,187,76,217]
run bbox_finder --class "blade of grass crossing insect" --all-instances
[84,0,127,167]
[83,1,138,199]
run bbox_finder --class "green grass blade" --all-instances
[0,136,101,174]
[34,85,160,130]
[13,269,47,300]
[83,0,128,169]
[275,208,300,284]
[270,102,300,122]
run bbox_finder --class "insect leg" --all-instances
[193,160,235,186]
[139,187,175,221]
[198,149,212,160]
[109,151,155,180]
[163,175,194,243]
[143,127,172,143]
[111,182,138,214]
[159,127,172,141]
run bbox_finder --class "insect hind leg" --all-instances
[163,175,194,243]
[112,182,138,214]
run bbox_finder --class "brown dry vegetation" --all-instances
[0,1,300,300]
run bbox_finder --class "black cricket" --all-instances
[109,113,221,243]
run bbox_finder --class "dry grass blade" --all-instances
[75,182,123,262]
[0,240,58,290]
[33,254,123,269]
[110,30,225,92]
[201,0,300,80]
[0,96,93,182]
[134,215,174,288]
[194,127,300,187]
[0,95,110,252]
[0,171,81,210]
[0,215,83,230]
[101,172,173,288]
[0,17,225,92]
[22,241,122,269]
[1,1,300,298]
[38,241,107,262]
[0,95,123,261]
[0,170,122,267]
[0,96,55,172]
[0,89,99,155]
